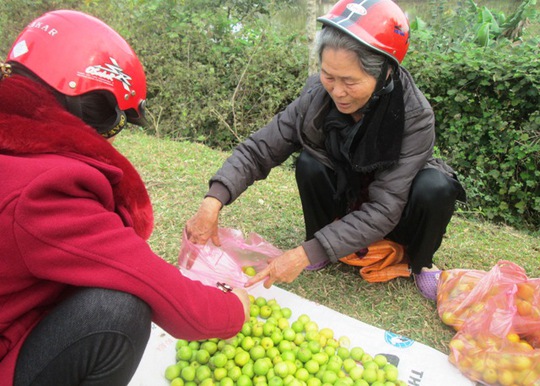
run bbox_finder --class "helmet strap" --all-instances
[99,106,127,139]
[356,59,394,115]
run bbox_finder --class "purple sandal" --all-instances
[414,270,441,301]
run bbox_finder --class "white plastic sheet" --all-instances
[130,285,474,386]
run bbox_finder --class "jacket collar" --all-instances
[0,75,153,240]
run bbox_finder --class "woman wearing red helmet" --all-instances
[186,0,465,301]
[0,10,249,386]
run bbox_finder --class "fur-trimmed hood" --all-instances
[0,75,153,240]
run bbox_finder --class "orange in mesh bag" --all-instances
[438,261,540,385]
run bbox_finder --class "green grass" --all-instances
[115,129,539,355]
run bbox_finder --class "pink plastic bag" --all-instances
[440,261,540,385]
[448,285,540,386]
[437,261,528,331]
[178,227,282,288]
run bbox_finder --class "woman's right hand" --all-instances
[185,197,222,246]
[245,246,310,289]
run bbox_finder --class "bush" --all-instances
[125,1,308,148]
[405,1,540,229]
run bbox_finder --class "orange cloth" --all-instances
[339,240,411,283]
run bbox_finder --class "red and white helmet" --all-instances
[317,0,410,65]
[6,9,146,125]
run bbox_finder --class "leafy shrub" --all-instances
[124,1,308,148]
[406,1,539,229]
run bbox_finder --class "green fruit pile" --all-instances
[165,295,406,386]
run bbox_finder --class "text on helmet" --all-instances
[27,21,58,36]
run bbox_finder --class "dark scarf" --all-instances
[0,75,154,240]
[324,72,405,204]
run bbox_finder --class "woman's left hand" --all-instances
[245,246,310,289]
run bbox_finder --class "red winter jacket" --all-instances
[0,76,245,385]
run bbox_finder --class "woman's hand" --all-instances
[185,197,222,246]
[245,246,310,289]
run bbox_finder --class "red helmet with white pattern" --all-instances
[317,0,410,65]
[6,10,146,131]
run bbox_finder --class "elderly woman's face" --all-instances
[320,48,377,122]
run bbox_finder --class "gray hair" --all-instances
[315,26,387,79]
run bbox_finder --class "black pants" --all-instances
[295,151,465,274]
[14,288,152,386]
